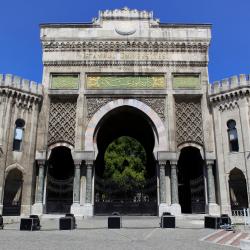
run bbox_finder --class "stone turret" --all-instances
[209,74,250,95]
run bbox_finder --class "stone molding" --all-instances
[43,60,208,68]
[42,40,208,54]
[86,96,166,121]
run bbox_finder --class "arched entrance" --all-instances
[94,106,157,215]
[229,168,248,210]
[3,169,23,216]
[177,146,205,213]
[46,146,74,213]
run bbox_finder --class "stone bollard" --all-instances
[240,239,250,250]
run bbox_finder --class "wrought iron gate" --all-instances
[94,176,157,215]
[46,174,73,214]
[190,175,205,213]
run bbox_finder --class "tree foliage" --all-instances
[104,136,146,191]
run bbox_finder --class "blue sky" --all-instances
[0,0,249,83]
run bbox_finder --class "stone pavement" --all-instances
[0,216,237,250]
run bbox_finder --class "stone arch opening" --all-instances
[3,169,23,216]
[229,168,248,210]
[85,99,167,155]
[46,146,74,214]
[93,105,158,215]
[177,146,205,214]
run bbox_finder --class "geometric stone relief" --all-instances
[175,98,203,146]
[48,98,76,146]
[86,96,166,121]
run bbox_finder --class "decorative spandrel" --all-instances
[173,75,200,89]
[175,98,203,146]
[86,75,165,89]
[51,75,79,89]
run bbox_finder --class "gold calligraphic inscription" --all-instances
[87,75,165,89]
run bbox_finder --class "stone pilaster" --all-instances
[170,162,179,204]
[85,161,93,204]
[73,160,81,204]
[35,160,46,203]
[159,161,166,203]
[169,161,181,215]
[32,160,46,215]
[206,159,220,215]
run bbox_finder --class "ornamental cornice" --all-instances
[42,40,209,53]
[0,87,43,110]
[209,87,250,105]
[43,60,207,67]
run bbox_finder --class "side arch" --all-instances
[47,142,74,159]
[177,142,204,159]
[84,99,168,156]
[5,163,25,176]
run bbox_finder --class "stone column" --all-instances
[170,162,179,204]
[35,160,46,203]
[205,159,220,215]
[159,161,166,203]
[32,160,46,215]
[85,161,93,204]
[206,160,216,204]
[73,160,81,204]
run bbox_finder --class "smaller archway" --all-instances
[177,146,205,214]
[229,168,248,210]
[46,146,74,214]
[3,169,23,216]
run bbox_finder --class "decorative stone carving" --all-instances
[43,60,207,68]
[175,98,203,145]
[48,98,76,145]
[139,97,165,121]
[86,97,113,119]
[86,97,166,121]
[42,40,209,53]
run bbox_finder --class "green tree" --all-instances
[104,136,146,191]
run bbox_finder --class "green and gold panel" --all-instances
[173,75,200,89]
[86,75,165,89]
[51,75,79,89]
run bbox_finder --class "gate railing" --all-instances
[231,208,250,226]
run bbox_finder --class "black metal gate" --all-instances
[94,176,157,215]
[190,175,205,213]
[46,174,73,214]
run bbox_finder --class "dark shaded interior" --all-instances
[95,106,156,178]
[3,169,23,216]
[94,106,157,215]
[178,146,205,214]
[229,168,249,210]
[46,146,74,213]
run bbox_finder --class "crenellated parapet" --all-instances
[209,74,250,109]
[0,74,43,110]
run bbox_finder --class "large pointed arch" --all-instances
[84,99,168,157]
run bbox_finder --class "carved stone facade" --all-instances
[175,98,203,146]
[0,8,249,218]
[48,98,76,146]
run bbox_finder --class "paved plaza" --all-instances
[0,216,242,250]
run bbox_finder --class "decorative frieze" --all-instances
[175,98,203,146]
[86,96,166,121]
[48,98,77,146]
[43,60,207,68]
[42,40,209,53]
